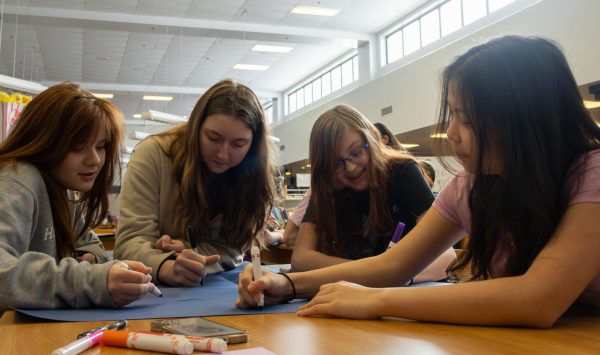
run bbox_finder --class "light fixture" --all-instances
[291,5,340,16]
[119,156,130,164]
[133,113,142,118]
[268,135,281,144]
[251,44,293,53]
[233,64,269,71]
[141,110,187,124]
[143,95,173,101]
[0,74,46,93]
[401,143,420,149]
[583,100,600,109]
[92,93,114,99]
[285,170,291,176]
[430,133,447,138]
[306,164,311,168]
[131,131,150,140]
[122,146,134,154]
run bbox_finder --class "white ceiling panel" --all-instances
[0,0,432,135]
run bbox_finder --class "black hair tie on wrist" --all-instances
[278,272,296,302]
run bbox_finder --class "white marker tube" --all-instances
[251,244,265,307]
[138,331,227,353]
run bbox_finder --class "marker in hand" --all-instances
[117,261,162,297]
[250,244,264,308]
[387,221,405,249]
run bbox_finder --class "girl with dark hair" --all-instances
[373,122,403,150]
[237,36,600,327]
[114,79,276,287]
[0,82,154,309]
[290,104,455,277]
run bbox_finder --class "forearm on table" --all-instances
[291,249,349,272]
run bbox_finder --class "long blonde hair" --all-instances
[309,104,414,256]
[0,82,124,257]
[157,79,275,251]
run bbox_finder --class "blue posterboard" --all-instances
[15,264,306,322]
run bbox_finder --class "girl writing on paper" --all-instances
[237,36,600,327]
[114,79,275,287]
[290,105,455,277]
[0,82,155,309]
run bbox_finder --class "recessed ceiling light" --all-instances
[252,44,293,53]
[430,133,447,138]
[583,100,600,109]
[143,95,173,101]
[133,113,142,118]
[233,64,269,71]
[401,143,420,149]
[92,93,113,99]
[96,56,111,61]
[291,5,340,16]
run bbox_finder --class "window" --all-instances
[341,59,354,87]
[385,0,515,66]
[420,9,440,47]
[386,30,403,63]
[286,53,358,114]
[403,20,421,56]
[440,0,462,36]
[264,104,273,125]
[463,0,487,25]
[488,0,514,12]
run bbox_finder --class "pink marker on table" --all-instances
[51,330,103,355]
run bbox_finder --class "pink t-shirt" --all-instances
[288,189,311,227]
[433,149,600,309]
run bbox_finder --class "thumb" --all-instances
[204,254,221,265]
[122,260,152,274]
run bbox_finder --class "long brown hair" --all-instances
[309,104,414,256]
[435,36,600,279]
[0,82,124,258]
[157,79,275,251]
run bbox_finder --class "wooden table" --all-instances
[2,310,599,354]
[94,228,116,251]
[260,244,294,265]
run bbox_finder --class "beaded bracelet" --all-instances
[278,272,296,302]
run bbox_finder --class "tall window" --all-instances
[384,0,515,65]
[286,53,359,115]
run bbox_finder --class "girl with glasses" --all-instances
[237,36,600,327]
[290,105,455,277]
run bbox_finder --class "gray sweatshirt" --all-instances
[0,162,117,309]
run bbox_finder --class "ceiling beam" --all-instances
[3,5,369,47]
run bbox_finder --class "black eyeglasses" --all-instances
[333,143,369,172]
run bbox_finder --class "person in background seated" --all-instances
[114,80,276,287]
[0,82,154,309]
[237,36,600,328]
[289,104,455,275]
[373,122,404,150]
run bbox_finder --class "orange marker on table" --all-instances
[102,330,193,355]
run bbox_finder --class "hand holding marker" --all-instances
[117,261,162,297]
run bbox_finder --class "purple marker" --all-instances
[387,221,405,249]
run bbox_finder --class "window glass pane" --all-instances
[463,0,487,25]
[341,59,353,87]
[420,9,440,47]
[403,20,420,55]
[352,56,359,81]
[489,0,514,12]
[386,30,403,64]
[440,0,461,36]
[289,92,297,113]
[304,83,313,105]
[313,78,322,101]
[331,66,342,92]
[322,72,331,96]
[265,106,273,125]
[297,87,305,110]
